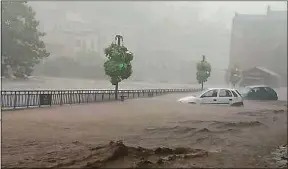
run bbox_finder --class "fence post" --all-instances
[26,91,30,108]
[87,91,90,103]
[0,91,3,109]
[13,91,17,109]
[94,92,97,102]
[49,91,52,107]
[38,91,41,107]
[60,91,63,105]
[78,91,81,104]
[69,91,72,105]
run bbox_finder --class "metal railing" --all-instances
[1,88,201,110]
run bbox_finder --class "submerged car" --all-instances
[178,88,244,106]
[239,85,278,100]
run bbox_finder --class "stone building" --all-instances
[42,11,102,58]
[29,2,102,59]
[229,6,287,86]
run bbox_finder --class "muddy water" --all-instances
[2,76,286,101]
[2,93,287,168]
[2,76,197,90]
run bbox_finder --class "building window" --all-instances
[90,40,94,49]
[75,39,81,47]
[82,40,86,49]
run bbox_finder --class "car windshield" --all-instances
[238,87,251,95]
[197,89,210,97]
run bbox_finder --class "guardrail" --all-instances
[1,88,201,110]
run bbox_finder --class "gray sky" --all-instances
[163,1,287,29]
[29,1,287,30]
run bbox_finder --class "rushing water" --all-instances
[2,76,286,100]
[2,76,201,90]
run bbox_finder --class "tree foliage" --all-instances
[2,1,49,78]
[196,55,211,90]
[229,66,241,87]
[104,38,133,85]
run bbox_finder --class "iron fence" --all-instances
[1,88,201,110]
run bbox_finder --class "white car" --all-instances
[178,88,244,106]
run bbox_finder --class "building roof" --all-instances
[60,29,97,36]
[242,67,280,77]
[234,14,266,21]
[234,9,287,22]
[267,8,287,18]
[254,67,280,77]
[65,11,87,23]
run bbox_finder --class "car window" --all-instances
[264,87,277,95]
[231,90,238,97]
[219,89,232,97]
[259,87,267,92]
[201,89,218,98]
[253,87,260,93]
[239,87,251,95]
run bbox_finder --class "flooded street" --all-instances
[2,93,287,168]
[2,76,197,90]
[2,76,287,101]
[2,1,286,168]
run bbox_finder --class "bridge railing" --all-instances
[1,88,202,110]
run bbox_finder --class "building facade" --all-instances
[239,67,280,87]
[30,2,103,59]
[229,6,287,86]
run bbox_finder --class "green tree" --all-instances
[229,65,241,87]
[104,35,133,100]
[2,1,49,78]
[196,55,211,90]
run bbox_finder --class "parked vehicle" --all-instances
[178,88,244,106]
[239,85,278,100]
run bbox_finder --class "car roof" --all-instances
[246,85,271,88]
[206,88,237,90]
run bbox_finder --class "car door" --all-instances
[264,87,278,100]
[231,90,242,104]
[218,89,233,105]
[199,89,219,104]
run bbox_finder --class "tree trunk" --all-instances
[201,82,204,91]
[114,34,121,100]
[115,82,119,100]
